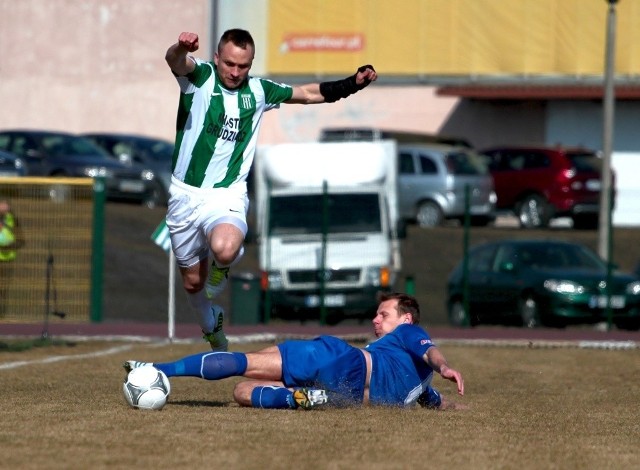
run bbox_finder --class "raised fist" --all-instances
[178,32,199,52]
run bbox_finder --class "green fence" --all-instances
[0,177,104,324]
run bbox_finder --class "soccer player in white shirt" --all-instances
[164,29,377,350]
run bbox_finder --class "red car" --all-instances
[480,146,613,229]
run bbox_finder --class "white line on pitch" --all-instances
[0,343,164,371]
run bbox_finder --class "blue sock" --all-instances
[251,386,296,409]
[154,352,247,379]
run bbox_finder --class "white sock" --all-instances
[187,289,215,333]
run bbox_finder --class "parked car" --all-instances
[479,146,611,229]
[397,144,497,227]
[82,133,173,206]
[0,129,158,205]
[446,239,640,330]
[0,149,27,177]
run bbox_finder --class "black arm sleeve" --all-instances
[319,65,375,103]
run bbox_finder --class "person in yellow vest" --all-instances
[0,198,24,316]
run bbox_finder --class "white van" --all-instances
[255,140,401,322]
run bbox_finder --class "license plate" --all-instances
[304,294,346,307]
[589,295,625,309]
[119,180,145,193]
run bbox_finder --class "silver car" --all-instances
[398,144,497,228]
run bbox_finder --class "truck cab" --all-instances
[255,140,401,322]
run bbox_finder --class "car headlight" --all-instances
[140,169,155,181]
[267,271,283,289]
[626,281,640,295]
[14,157,25,170]
[83,167,114,178]
[544,279,585,294]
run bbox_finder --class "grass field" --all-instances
[1,339,638,470]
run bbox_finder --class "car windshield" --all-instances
[41,135,110,157]
[444,151,488,175]
[516,243,605,270]
[269,193,381,235]
[135,139,174,161]
[567,152,602,173]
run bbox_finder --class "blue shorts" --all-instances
[278,336,366,405]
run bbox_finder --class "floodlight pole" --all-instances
[599,0,618,330]
[598,0,616,259]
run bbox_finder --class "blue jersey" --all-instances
[365,324,436,406]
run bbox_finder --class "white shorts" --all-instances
[166,176,249,268]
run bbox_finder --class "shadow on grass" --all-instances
[169,400,230,408]
[0,337,77,352]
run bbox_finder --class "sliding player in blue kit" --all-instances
[123,293,465,410]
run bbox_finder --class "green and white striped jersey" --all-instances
[172,58,293,188]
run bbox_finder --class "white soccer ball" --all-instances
[123,365,171,410]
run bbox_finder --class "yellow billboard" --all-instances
[266,0,640,77]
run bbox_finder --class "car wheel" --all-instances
[518,294,540,328]
[517,194,551,229]
[416,201,443,228]
[448,299,473,327]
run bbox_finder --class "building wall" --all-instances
[258,86,460,144]
[0,0,460,144]
[1,0,637,225]
[439,100,547,149]
[0,0,211,141]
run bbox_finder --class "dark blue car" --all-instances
[0,130,158,205]
[447,239,640,330]
[0,149,27,177]
[83,132,173,206]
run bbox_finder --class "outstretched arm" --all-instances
[287,65,377,104]
[165,32,198,76]
[425,347,465,396]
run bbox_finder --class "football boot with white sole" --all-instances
[293,388,328,410]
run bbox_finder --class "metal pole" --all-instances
[41,252,53,340]
[599,0,618,330]
[209,0,218,59]
[168,252,176,342]
[462,185,471,327]
[319,181,329,325]
[90,177,105,323]
[598,0,617,259]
